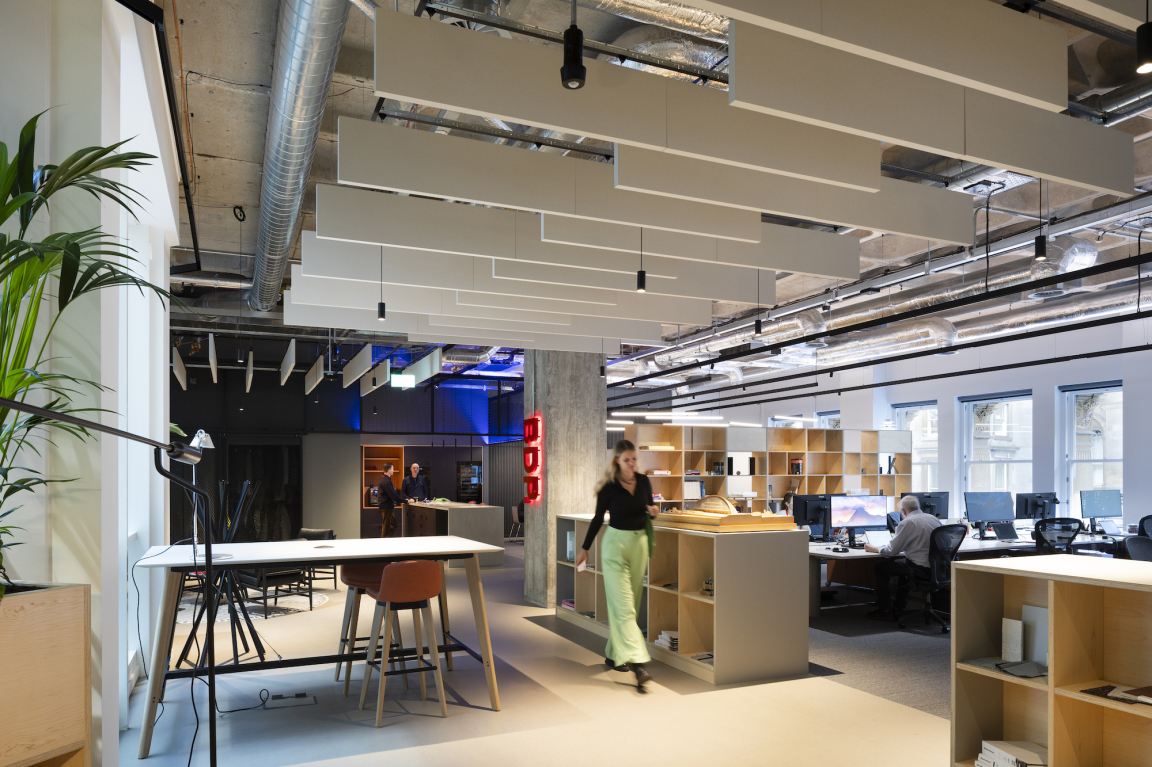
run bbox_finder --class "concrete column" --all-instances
[523,350,605,608]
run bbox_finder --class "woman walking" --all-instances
[575,440,658,693]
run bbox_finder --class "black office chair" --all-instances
[508,503,525,542]
[899,524,967,634]
[1125,535,1152,562]
[886,511,901,534]
[1034,517,1083,554]
[1138,514,1152,538]
[298,528,337,589]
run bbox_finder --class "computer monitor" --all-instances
[1081,490,1122,518]
[792,494,834,541]
[901,492,949,519]
[964,492,1014,539]
[831,495,889,546]
[1016,492,1059,521]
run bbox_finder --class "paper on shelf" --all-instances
[1002,618,1023,663]
[1021,605,1049,666]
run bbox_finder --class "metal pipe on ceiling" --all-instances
[247,0,351,312]
[578,0,728,44]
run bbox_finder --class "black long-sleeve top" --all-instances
[402,474,429,501]
[377,477,404,510]
[582,474,654,551]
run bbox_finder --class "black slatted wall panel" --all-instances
[487,439,524,535]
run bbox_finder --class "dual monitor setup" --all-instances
[794,489,1123,544]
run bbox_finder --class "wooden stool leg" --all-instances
[422,605,448,717]
[358,603,385,711]
[335,586,355,681]
[394,618,408,690]
[375,605,395,728]
[343,589,362,696]
[414,607,427,701]
[439,561,453,671]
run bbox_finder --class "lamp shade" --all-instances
[561,25,586,89]
[1139,23,1152,74]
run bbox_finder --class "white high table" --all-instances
[135,536,504,758]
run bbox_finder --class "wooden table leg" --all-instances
[138,569,182,758]
[464,554,499,711]
[439,560,453,671]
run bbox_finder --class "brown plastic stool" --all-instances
[335,563,406,695]
[358,560,448,724]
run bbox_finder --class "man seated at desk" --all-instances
[402,463,430,501]
[863,494,940,621]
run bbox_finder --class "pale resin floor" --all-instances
[124,548,951,766]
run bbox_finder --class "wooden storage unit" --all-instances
[0,583,91,767]
[951,556,1152,767]
[402,501,504,567]
[555,515,808,685]
[362,445,404,510]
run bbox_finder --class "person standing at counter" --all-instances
[402,463,429,501]
[377,463,404,538]
[575,439,658,693]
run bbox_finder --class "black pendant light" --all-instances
[1139,1,1152,74]
[1034,181,1047,261]
[561,0,586,89]
[636,227,646,292]
[754,269,762,334]
[377,245,387,320]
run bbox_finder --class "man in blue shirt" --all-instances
[402,463,430,501]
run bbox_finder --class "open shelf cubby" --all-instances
[952,557,1152,767]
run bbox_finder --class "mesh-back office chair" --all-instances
[899,524,967,634]
[298,528,337,589]
[1125,535,1152,562]
[886,511,901,534]
[1138,515,1152,538]
[1034,517,1083,554]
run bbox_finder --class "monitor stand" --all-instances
[977,524,995,541]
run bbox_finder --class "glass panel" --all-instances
[1068,463,1123,516]
[896,405,938,491]
[968,399,1033,462]
[1070,390,1122,461]
[965,461,1033,497]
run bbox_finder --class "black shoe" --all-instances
[866,608,895,621]
[630,663,652,693]
[605,657,627,672]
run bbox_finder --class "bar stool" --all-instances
[335,563,406,695]
[358,560,448,725]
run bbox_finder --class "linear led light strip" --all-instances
[772,416,817,422]
[606,420,634,425]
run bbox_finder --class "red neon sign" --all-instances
[524,414,542,504]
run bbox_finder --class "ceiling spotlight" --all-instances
[754,318,762,334]
[1034,235,1047,261]
[1140,10,1152,74]
[636,270,646,292]
[561,0,586,89]
[378,302,386,321]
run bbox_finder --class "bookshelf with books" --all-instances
[951,556,1152,767]
[555,514,807,685]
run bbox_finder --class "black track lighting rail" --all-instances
[422,3,729,84]
[374,103,615,157]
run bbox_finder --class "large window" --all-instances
[894,403,939,491]
[962,395,1033,498]
[817,411,841,429]
[1063,385,1122,518]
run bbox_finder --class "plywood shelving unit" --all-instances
[621,425,912,512]
[361,445,404,510]
[555,516,808,686]
[952,556,1152,767]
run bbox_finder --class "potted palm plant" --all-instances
[0,112,171,767]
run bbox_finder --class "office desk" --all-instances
[806,534,1131,616]
[134,536,504,757]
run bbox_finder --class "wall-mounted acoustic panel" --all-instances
[314,186,676,276]
[280,339,295,386]
[728,23,1135,197]
[541,217,860,279]
[208,334,217,383]
[375,11,880,191]
[342,344,374,388]
[337,118,761,241]
[694,0,1065,110]
[245,352,254,393]
[1054,0,1141,29]
[452,289,713,326]
[360,360,390,397]
[405,348,442,386]
[304,353,325,395]
[171,347,187,391]
[614,144,973,245]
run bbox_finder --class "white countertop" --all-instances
[137,535,504,569]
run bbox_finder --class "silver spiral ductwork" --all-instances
[442,346,501,365]
[602,26,727,85]
[579,0,728,43]
[248,0,352,312]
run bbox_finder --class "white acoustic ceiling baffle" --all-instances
[688,0,1066,110]
[405,348,442,387]
[304,353,325,395]
[298,238,714,325]
[612,144,974,245]
[316,185,676,277]
[341,344,375,388]
[360,360,390,397]
[1055,0,1141,30]
[727,23,1135,198]
[208,334,218,383]
[374,11,880,192]
[245,351,254,394]
[540,218,860,280]
[171,347,187,391]
[337,117,762,242]
[280,339,296,386]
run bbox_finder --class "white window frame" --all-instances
[893,402,938,491]
[816,410,841,429]
[961,393,1033,498]
[1062,383,1122,519]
